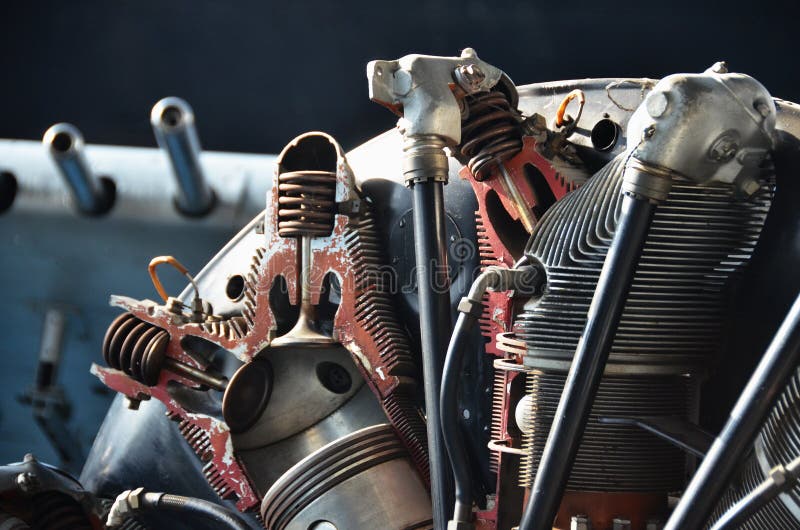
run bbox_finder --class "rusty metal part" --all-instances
[93,131,429,514]
[477,356,530,530]
[459,91,523,181]
[276,170,337,238]
[465,137,575,356]
[554,89,586,129]
[270,235,334,347]
[101,312,226,390]
[460,136,575,530]
[148,256,199,303]
[499,164,537,233]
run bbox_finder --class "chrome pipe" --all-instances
[43,123,111,215]
[151,97,215,216]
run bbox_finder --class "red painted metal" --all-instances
[461,137,577,529]
[93,133,427,513]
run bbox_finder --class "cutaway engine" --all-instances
[6,48,800,530]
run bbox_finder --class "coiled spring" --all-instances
[102,312,169,386]
[459,90,523,180]
[277,170,337,237]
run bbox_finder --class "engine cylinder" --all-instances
[260,424,433,530]
[513,152,773,522]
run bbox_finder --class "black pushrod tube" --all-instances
[412,179,454,529]
[666,289,800,530]
[518,194,657,530]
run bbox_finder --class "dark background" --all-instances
[2,0,799,154]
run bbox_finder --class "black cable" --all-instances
[111,490,251,530]
[149,493,250,530]
[665,289,800,530]
[441,310,479,525]
[442,268,520,527]
[518,194,657,530]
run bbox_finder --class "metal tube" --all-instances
[164,358,227,392]
[35,309,66,390]
[665,289,800,530]
[518,194,657,530]
[498,164,536,233]
[442,310,478,525]
[151,97,215,216]
[711,455,800,530]
[442,269,507,527]
[413,179,454,529]
[43,123,110,215]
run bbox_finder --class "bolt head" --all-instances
[612,518,631,530]
[16,472,38,493]
[709,132,740,162]
[570,515,590,530]
[708,61,729,74]
[645,91,669,118]
[455,64,486,93]
[646,520,663,530]
[755,101,772,119]
[394,69,413,97]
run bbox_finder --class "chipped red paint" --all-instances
[461,138,576,528]
[91,364,259,511]
[93,133,429,515]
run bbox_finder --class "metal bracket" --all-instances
[367,48,504,145]
[598,415,714,458]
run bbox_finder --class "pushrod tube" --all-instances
[518,193,657,530]
[412,178,454,529]
[665,289,800,530]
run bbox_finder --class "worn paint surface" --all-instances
[92,133,429,514]
[460,137,576,529]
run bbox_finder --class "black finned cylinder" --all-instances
[518,193,657,530]
[412,178,454,529]
[665,289,800,530]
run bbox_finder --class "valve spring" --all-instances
[277,170,337,237]
[459,90,523,181]
[102,312,169,386]
[31,492,92,530]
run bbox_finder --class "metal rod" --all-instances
[43,123,111,215]
[270,235,333,346]
[442,268,510,527]
[518,194,657,530]
[164,358,227,392]
[35,309,66,390]
[665,289,800,530]
[711,455,800,530]
[151,97,215,216]
[498,164,536,233]
[412,174,454,530]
